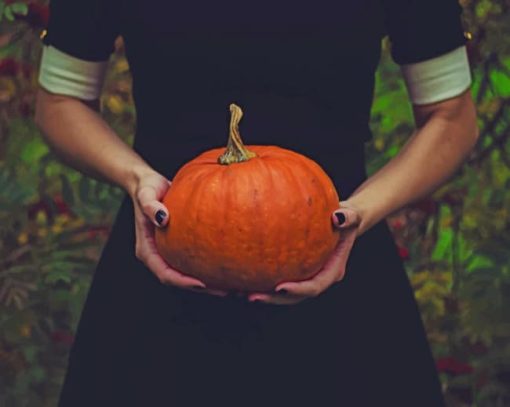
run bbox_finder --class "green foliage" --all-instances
[0,2,28,22]
[0,0,509,406]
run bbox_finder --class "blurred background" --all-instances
[0,0,509,405]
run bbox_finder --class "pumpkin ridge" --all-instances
[183,168,215,267]
[257,155,280,274]
[194,169,221,268]
[266,159,298,274]
[279,157,312,244]
[283,154,340,271]
[298,155,337,204]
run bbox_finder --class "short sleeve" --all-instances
[42,0,120,62]
[380,0,468,65]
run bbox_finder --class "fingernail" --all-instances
[191,285,205,290]
[335,212,346,226]
[155,210,166,225]
[276,289,287,295]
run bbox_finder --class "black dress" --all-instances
[42,0,467,405]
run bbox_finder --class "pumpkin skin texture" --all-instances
[154,104,341,292]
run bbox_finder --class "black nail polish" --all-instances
[335,212,346,226]
[276,289,288,295]
[155,210,166,225]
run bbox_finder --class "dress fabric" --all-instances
[41,0,468,405]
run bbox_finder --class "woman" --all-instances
[35,0,479,405]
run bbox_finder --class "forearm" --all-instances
[345,90,479,236]
[34,87,154,197]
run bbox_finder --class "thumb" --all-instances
[331,205,361,230]
[137,186,170,228]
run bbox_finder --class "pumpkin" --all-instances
[155,103,341,292]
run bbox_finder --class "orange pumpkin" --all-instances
[155,103,341,292]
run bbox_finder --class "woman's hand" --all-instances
[130,169,228,297]
[247,202,362,305]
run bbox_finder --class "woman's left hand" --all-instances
[247,202,362,305]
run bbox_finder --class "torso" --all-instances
[116,0,386,172]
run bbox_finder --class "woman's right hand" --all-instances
[130,168,228,297]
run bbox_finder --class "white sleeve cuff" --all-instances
[400,45,472,105]
[38,45,109,101]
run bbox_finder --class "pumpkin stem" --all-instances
[218,103,257,165]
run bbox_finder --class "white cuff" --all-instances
[38,45,108,101]
[400,45,472,105]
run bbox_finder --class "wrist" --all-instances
[123,163,158,199]
[340,196,384,237]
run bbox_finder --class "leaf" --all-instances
[490,69,510,97]
[9,2,28,16]
[475,0,492,19]
[42,260,89,274]
[386,145,400,158]
[44,271,72,285]
[3,5,14,21]
[1,265,35,276]
[47,253,96,268]
[466,255,494,272]
[20,138,49,164]
[432,229,453,261]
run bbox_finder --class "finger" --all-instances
[136,217,215,291]
[275,229,358,296]
[205,289,229,297]
[144,252,207,289]
[328,229,356,281]
[134,185,225,296]
[331,206,361,230]
[247,292,307,305]
[191,286,230,297]
[137,186,170,228]
[274,268,338,298]
[135,223,204,289]
[140,234,227,294]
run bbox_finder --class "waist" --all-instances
[134,91,372,149]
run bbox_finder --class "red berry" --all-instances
[50,330,75,346]
[397,246,410,260]
[436,356,474,376]
[0,58,20,76]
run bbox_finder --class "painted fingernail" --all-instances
[191,285,205,290]
[155,210,166,225]
[335,212,346,226]
[276,289,288,295]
